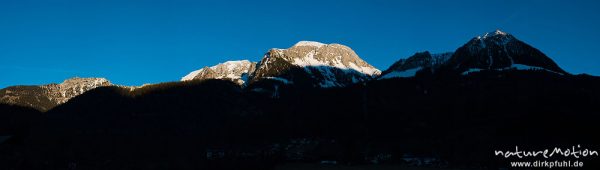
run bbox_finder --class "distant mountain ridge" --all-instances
[379,51,453,79]
[378,30,569,79]
[183,31,569,85]
[0,77,112,111]
[1,30,578,111]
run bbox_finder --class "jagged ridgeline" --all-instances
[1,30,600,169]
[1,30,578,111]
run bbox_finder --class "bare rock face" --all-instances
[181,60,256,85]
[43,77,112,104]
[249,41,380,87]
[0,77,111,111]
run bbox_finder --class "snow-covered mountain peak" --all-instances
[293,41,326,48]
[447,31,567,75]
[182,41,380,88]
[181,60,256,85]
[477,29,509,39]
[493,29,507,36]
[285,41,380,76]
[249,41,380,87]
[221,60,251,66]
[471,30,515,49]
[216,60,253,73]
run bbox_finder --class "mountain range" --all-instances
[1,30,599,169]
[0,30,575,111]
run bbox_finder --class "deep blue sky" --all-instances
[1,0,599,87]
